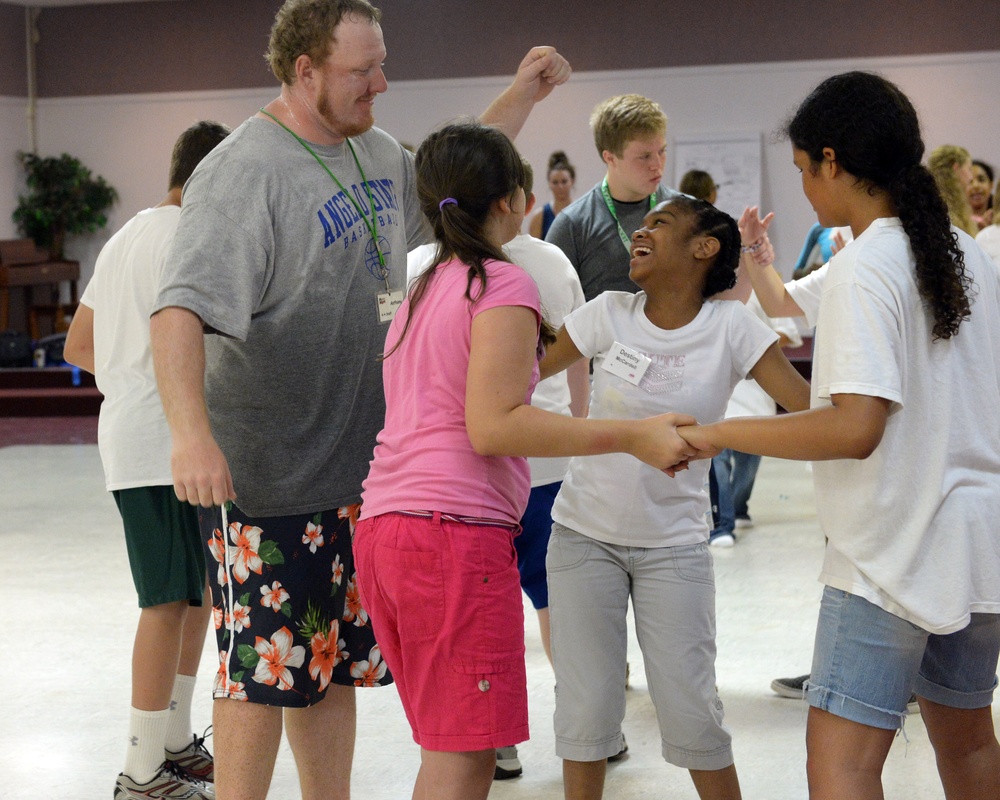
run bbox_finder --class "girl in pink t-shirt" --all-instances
[353,122,698,799]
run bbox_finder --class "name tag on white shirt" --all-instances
[377,290,405,323]
[601,341,651,385]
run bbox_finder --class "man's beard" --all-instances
[317,90,375,139]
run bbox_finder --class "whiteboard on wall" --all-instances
[673,132,761,221]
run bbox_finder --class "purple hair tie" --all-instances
[439,197,458,211]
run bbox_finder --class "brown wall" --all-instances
[0,4,27,96]
[34,0,279,97]
[7,0,1000,98]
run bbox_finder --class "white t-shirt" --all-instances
[408,235,586,486]
[808,218,1000,633]
[81,206,180,490]
[787,262,828,325]
[551,292,777,547]
[975,224,1000,265]
[725,293,802,418]
[787,229,854,325]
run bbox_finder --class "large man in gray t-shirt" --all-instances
[148,1,570,797]
[546,94,677,302]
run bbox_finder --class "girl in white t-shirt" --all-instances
[539,194,810,799]
[679,71,1000,800]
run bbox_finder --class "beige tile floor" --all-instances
[2,444,995,799]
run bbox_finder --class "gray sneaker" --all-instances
[494,745,522,780]
[165,727,214,783]
[114,762,215,799]
[770,674,809,698]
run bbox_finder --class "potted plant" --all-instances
[12,152,118,260]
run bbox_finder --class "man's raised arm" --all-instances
[480,46,571,140]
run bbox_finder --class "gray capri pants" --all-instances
[547,522,733,770]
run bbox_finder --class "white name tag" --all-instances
[376,290,405,323]
[601,341,651,386]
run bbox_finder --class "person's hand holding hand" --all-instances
[627,413,699,475]
[676,424,723,460]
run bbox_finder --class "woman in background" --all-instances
[928,144,978,236]
[968,159,995,229]
[976,178,1000,264]
[530,150,576,239]
[679,169,718,204]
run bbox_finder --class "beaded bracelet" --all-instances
[740,241,764,254]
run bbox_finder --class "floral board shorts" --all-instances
[199,502,393,707]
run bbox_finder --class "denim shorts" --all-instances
[806,586,1000,730]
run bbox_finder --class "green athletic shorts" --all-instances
[113,486,207,608]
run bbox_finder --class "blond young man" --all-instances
[546,94,678,302]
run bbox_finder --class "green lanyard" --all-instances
[601,176,657,254]
[259,108,388,288]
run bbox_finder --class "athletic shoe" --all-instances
[709,531,735,548]
[608,735,629,763]
[165,727,214,783]
[735,516,754,530]
[494,746,522,780]
[770,674,809,698]
[114,762,214,799]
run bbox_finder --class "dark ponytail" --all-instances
[384,121,527,357]
[888,164,971,338]
[786,71,971,339]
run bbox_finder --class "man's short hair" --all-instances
[520,157,534,198]
[590,94,667,158]
[168,121,231,190]
[266,0,382,85]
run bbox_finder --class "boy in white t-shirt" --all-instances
[540,196,809,799]
[65,121,229,800]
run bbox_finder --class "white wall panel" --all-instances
[1,96,31,240]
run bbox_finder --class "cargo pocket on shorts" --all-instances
[449,656,528,737]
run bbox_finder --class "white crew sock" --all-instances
[123,707,170,784]
[165,673,197,752]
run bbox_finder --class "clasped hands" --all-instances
[647,414,722,477]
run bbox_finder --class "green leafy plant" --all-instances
[12,152,118,259]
